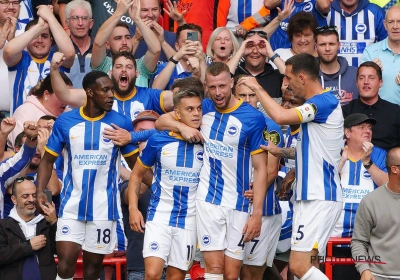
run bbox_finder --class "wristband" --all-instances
[363,160,373,170]
[270,53,280,62]
[169,56,179,64]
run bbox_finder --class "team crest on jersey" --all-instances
[61,225,70,235]
[355,23,367,34]
[43,66,50,77]
[149,242,159,251]
[195,150,204,162]
[226,125,239,137]
[362,170,372,179]
[101,133,113,145]
[303,2,313,12]
[133,110,141,119]
[202,235,211,246]
[263,129,281,145]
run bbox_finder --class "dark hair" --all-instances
[115,22,130,32]
[357,61,382,80]
[171,77,204,93]
[39,115,57,122]
[386,147,400,174]
[82,71,110,91]
[285,53,320,80]
[14,131,26,148]
[233,74,252,96]
[176,23,203,41]
[25,18,53,39]
[112,51,137,69]
[29,73,73,98]
[315,28,339,43]
[173,89,204,107]
[206,62,231,77]
[287,11,317,42]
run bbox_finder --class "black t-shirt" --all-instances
[342,97,400,150]
[120,181,151,271]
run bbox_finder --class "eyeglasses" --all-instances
[69,15,91,21]
[0,0,20,7]
[245,30,268,40]
[316,26,338,33]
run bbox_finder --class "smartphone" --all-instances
[44,189,52,203]
[187,31,198,41]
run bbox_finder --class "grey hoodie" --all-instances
[319,56,359,106]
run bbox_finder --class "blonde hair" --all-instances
[206,27,240,60]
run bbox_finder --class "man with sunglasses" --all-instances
[316,26,359,105]
[233,30,283,104]
[0,118,39,219]
[0,176,58,280]
[36,70,138,280]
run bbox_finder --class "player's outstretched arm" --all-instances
[242,151,268,242]
[128,162,149,233]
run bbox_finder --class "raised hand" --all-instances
[277,0,295,22]
[163,0,186,24]
[0,117,16,136]
[51,52,66,71]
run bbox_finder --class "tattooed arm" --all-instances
[279,148,296,160]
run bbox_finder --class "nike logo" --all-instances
[71,135,79,140]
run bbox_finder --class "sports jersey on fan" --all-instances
[45,107,137,221]
[226,0,264,27]
[332,146,387,237]
[316,0,387,67]
[261,116,283,216]
[111,86,167,121]
[196,99,267,212]
[8,50,69,114]
[269,0,317,50]
[283,126,299,172]
[294,91,344,201]
[138,131,203,230]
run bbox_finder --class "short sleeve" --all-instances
[371,147,387,173]
[145,88,166,115]
[295,93,339,124]
[136,56,158,79]
[248,112,268,155]
[201,99,214,115]
[92,57,112,73]
[138,134,159,168]
[45,116,66,156]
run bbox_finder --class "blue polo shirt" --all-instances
[154,62,192,90]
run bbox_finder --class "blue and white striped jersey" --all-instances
[269,0,317,50]
[316,1,387,67]
[111,86,167,121]
[8,50,70,114]
[332,146,387,237]
[262,116,283,216]
[283,127,299,172]
[196,99,267,212]
[0,144,36,218]
[294,91,344,201]
[226,0,264,27]
[138,131,203,230]
[45,107,137,221]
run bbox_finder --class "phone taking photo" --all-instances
[187,31,198,41]
[44,189,52,203]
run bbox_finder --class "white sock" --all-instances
[56,275,73,280]
[204,273,224,279]
[301,266,328,280]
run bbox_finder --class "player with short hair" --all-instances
[156,62,269,280]
[238,53,344,280]
[129,89,204,280]
[35,70,138,280]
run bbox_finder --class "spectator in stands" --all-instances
[17,0,33,33]
[4,5,74,114]
[205,27,240,65]
[316,0,387,67]
[316,26,359,105]
[152,23,205,90]
[331,113,387,280]
[232,31,284,103]
[342,61,400,150]
[351,147,400,280]
[361,5,400,106]
[91,0,161,88]
[0,176,57,280]
[7,73,72,150]
[63,0,93,89]
[0,118,38,218]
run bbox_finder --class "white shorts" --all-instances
[291,200,342,256]
[56,218,117,254]
[196,200,249,260]
[243,214,282,267]
[143,221,197,271]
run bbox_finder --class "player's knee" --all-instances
[145,268,163,280]
[289,260,309,278]
[57,260,77,277]
[240,265,259,280]
[206,264,224,275]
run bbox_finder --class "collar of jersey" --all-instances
[79,107,106,121]
[114,87,137,101]
[290,127,300,135]
[169,131,185,140]
[32,55,50,64]
[216,98,242,114]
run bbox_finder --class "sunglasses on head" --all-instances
[316,26,338,33]
[245,30,268,40]
[12,176,35,190]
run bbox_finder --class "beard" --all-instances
[111,75,136,97]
